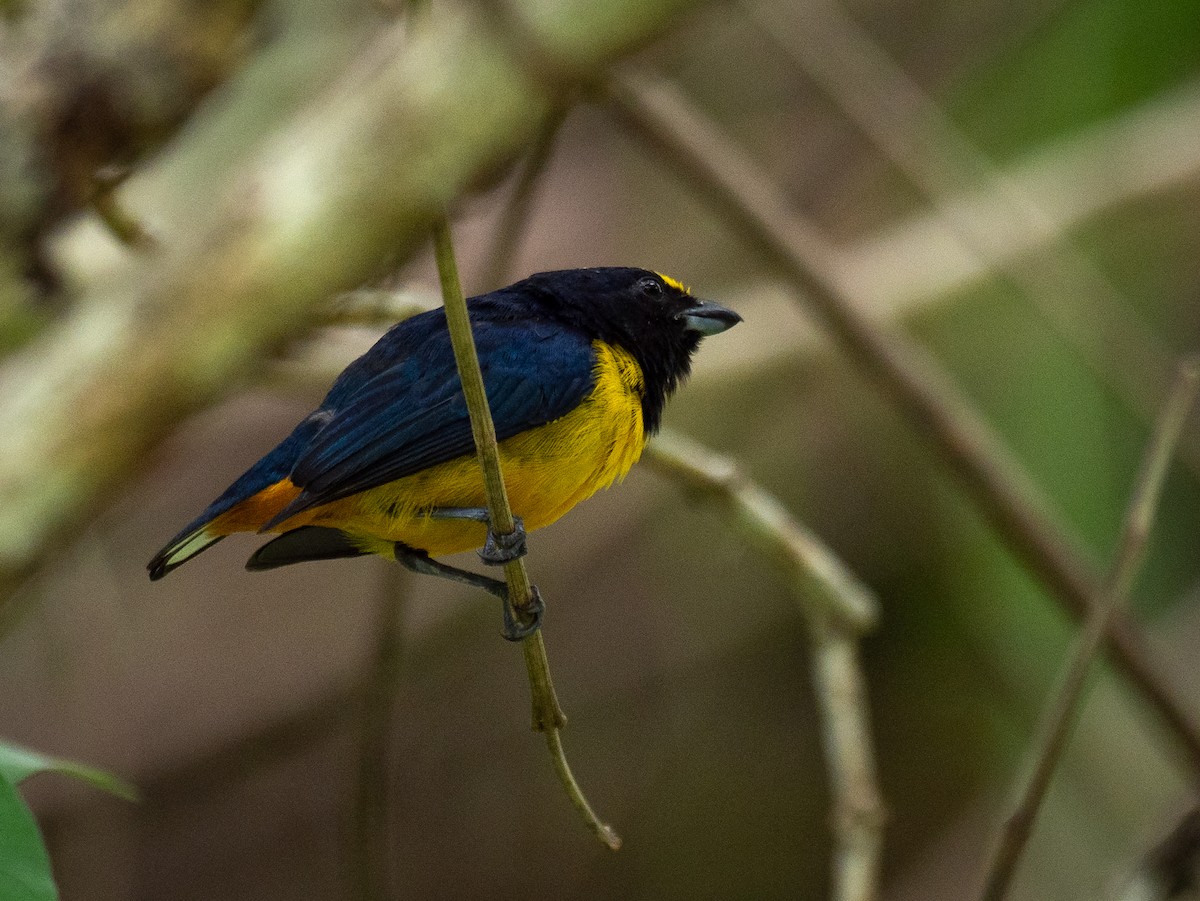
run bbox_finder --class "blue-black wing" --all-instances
[264,314,596,526]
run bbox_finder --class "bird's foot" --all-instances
[427,507,528,566]
[393,541,543,641]
[501,586,545,642]
[480,517,527,566]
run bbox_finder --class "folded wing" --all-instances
[262,319,596,528]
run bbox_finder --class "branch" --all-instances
[980,357,1200,901]
[604,71,1200,774]
[742,0,1199,478]
[644,432,877,634]
[0,0,706,627]
[432,219,619,850]
[90,167,159,251]
[843,77,1200,316]
[645,431,884,901]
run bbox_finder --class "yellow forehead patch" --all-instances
[655,272,691,295]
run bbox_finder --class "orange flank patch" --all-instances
[208,479,304,535]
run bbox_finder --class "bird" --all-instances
[148,267,741,638]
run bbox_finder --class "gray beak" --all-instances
[678,299,743,336]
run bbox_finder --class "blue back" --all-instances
[179,297,598,537]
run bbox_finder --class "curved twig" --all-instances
[646,430,884,901]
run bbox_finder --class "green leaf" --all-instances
[0,742,137,802]
[0,772,57,901]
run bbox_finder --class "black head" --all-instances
[505,267,741,433]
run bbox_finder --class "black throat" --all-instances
[498,270,705,435]
[621,330,699,435]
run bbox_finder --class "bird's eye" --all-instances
[638,277,663,299]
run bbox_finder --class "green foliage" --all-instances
[0,742,137,901]
[0,744,137,800]
[0,775,56,901]
[952,0,1200,157]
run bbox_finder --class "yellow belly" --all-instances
[291,341,647,557]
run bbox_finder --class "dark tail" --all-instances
[147,416,327,580]
[245,527,368,571]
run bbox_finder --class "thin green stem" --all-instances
[431,217,618,849]
[545,728,622,850]
[433,221,519,541]
[980,357,1200,901]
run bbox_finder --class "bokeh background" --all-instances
[2,0,1199,898]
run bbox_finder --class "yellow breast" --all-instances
[298,341,648,557]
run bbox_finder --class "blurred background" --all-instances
[1,0,1199,898]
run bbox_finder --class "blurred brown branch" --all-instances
[981,357,1200,901]
[646,430,884,901]
[745,0,1200,477]
[842,76,1200,316]
[604,72,1200,773]
[0,0,705,631]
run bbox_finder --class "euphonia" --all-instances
[148,267,741,638]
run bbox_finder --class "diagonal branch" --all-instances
[980,357,1200,901]
[475,105,571,291]
[646,430,884,901]
[743,0,1199,477]
[604,72,1200,773]
[0,0,707,629]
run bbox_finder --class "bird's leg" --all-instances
[393,543,543,641]
[428,507,528,566]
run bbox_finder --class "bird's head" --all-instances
[514,267,742,432]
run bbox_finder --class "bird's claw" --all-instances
[479,516,528,566]
[501,586,544,642]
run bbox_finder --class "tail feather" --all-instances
[148,416,325,581]
[245,527,368,571]
[147,528,224,581]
